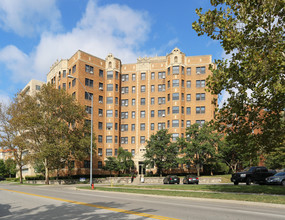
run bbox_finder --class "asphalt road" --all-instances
[0,183,284,220]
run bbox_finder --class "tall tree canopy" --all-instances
[193,0,285,153]
[144,129,178,177]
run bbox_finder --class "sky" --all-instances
[0,0,227,106]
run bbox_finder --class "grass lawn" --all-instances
[77,184,285,204]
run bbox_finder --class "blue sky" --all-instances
[0,0,225,105]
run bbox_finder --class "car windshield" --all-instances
[243,167,255,172]
[275,172,285,176]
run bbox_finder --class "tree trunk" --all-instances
[44,158,49,185]
[19,167,23,184]
[196,164,200,177]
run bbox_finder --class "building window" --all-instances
[99,82,103,90]
[151,85,155,92]
[182,66,185,74]
[72,92,76,99]
[121,124,128,132]
[172,93,179,100]
[172,79,179,87]
[106,110,113,117]
[62,83,66,90]
[140,136,145,143]
[98,135,102,143]
[151,97,155,105]
[141,85,146,92]
[172,133,179,141]
[196,120,205,126]
[98,148,103,156]
[158,84,165,92]
[158,97,165,104]
[181,80,184,87]
[140,123,145,131]
[36,85,41,90]
[115,136,118,144]
[85,65,94,74]
[115,97,118,104]
[131,137,135,144]
[167,120,170,128]
[106,97,113,104]
[158,123,165,130]
[131,149,135,156]
[181,120,184,128]
[173,66,179,74]
[187,94,191,101]
[98,122,103,130]
[106,123,113,130]
[85,92,93,100]
[122,87,129,94]
[85,106,92,114]
[167,80,170,88]
[172,120,179,127]
[172,106,179,114]
[114,149,118,156]
[72,65,76,73]
[196,93,205,101]
[121,137,128,144]
[140,98,145,105]
[196,66,206,74]
[141,72,146,80]
[186,107,191,115]
[132,99,135,106]
[107,84,113,91]
[115,123,118,130]
[131,124,135,131]
[121,99,128,106]
[72,79,76,87]
[158,72,165,79]
[151,110,154,117]
[116,84,118,91]
[158,110,166,117]
[63,70,66,77]
[181,93,184,100]
[106,148,112,156]
[116,71,118,79]
[132,86,136,93]
[186,120,191,127]
[99,69,103,77]
[132,111,135,119]
[181,106,184,114]
[187,67,191,75]
[107,71,113,79]
[196,106,205,114]
[140,111,145,118]
[196,80,205,88]
[132,73,136,81]
[106,136,112,143]
[187,80,191,88]
[151,123,154,130]
[121,112,128,119]
[121,74,129,82]
[151,72,155,79]
[98,161,102,168]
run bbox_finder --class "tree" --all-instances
[104,157,120,176]
[117,147,135,174]
[0,160,5,176]
[264,145,285,169]
[0,101,29,183]
[192,0,285,153]
[144,129,178,177]
[4,158,16,178]
[19,84,95,184]
[177,123,221,176]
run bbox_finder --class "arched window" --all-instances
[174,56,178,63]
[108,61,112,68]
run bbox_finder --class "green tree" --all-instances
[0,101,29,183]
[264,145,285,169]
[19,84,95,184]
[144,129,178,177]
[117,147,135,174]
[104,157,120,176]
[177,123,221,176]
[0,159,6,176]
[192,0,285,153]
[4,158,16,178]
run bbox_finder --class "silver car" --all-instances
[266,172,285,186]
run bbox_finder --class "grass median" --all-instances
[78,184,285,204]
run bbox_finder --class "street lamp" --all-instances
[68,75,93,186]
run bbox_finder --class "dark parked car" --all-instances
[163,175,180,184]
[231,166,276,185]
[183,175,199,184]
[0,176,5,181]
[266,172,285,186]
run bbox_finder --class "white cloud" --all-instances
[0,92,11,106]
[0,0,151,84]
[0,0,61,36]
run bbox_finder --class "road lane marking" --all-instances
[0,188,179,220]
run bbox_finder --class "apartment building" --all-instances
[47,48,218,173]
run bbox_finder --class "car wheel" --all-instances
[281,180,285,186]
[234,181,239,185]
[196,182,199,185]
[246,178,251,185]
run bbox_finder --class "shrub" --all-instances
[25,175,45,180]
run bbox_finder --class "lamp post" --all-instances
[68,75,93,186]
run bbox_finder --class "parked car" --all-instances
[231,166,276,185]
[266,172,285,186]
[0,176,5,181]
[163,175,180,184]
[183,175,199,184]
